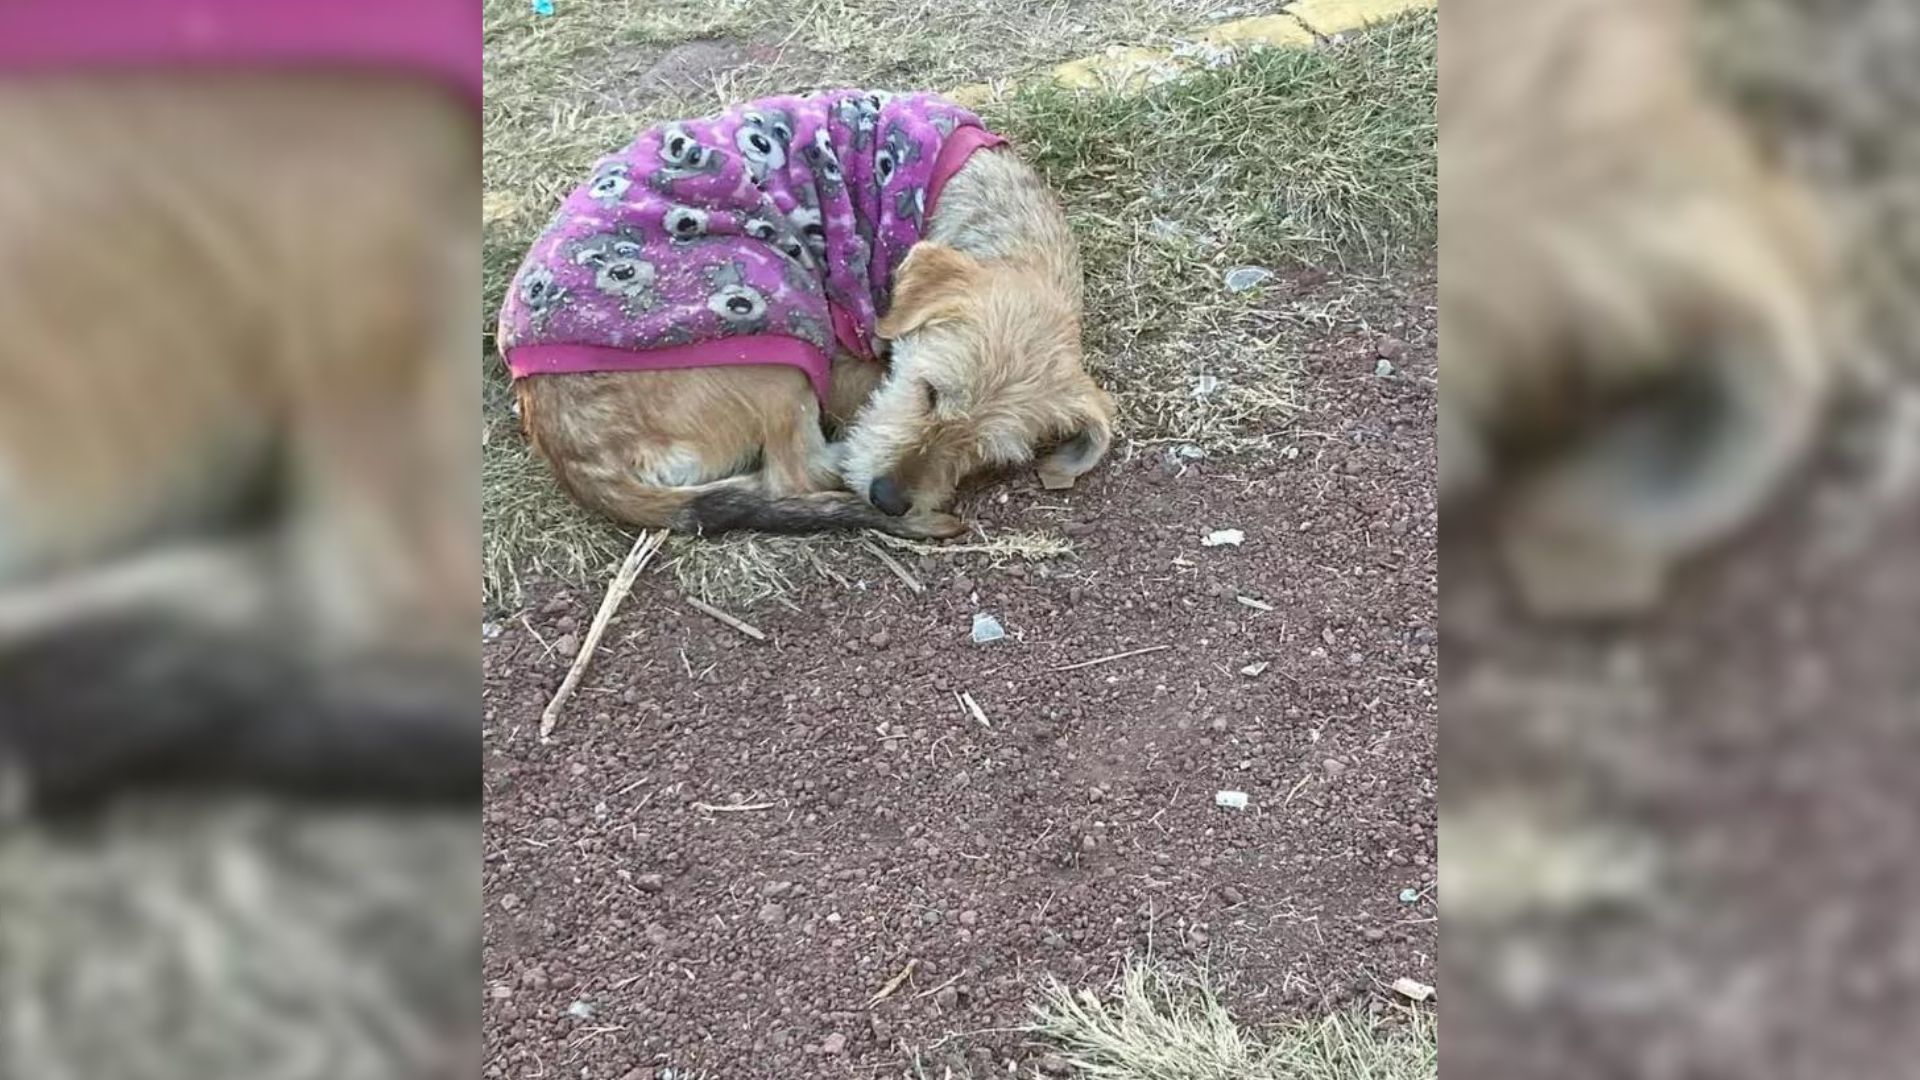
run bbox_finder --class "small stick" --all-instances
[686,597,766,641]
[861,538,924,594]
[691,801,777,813]
[913,970,965,1000]
[959,691,990,728]
[806,547,852,589]
[1236,595,1274,612]
[1051,644,1172,672]
[866,959,919,1007]
[541,529,667,739]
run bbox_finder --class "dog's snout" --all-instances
[869,476,910,516]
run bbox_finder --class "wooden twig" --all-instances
[958,691,990,728]
[913,970,965,1000]
[866,959,919,1007]
[861,538,924,594]
[541,529,667,739]
[686,597,766,641]
[1051,644,1172,672]
[691,801,777,813]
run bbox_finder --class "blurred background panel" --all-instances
[0,3,481,1079]
[1443,0,1920,1075]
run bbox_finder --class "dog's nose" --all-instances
[869,476,910,516]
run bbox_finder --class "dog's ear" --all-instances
[878,243,981,339]
[1038,380,1116,490]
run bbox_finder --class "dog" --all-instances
[1441,0,1839,617]
[0,3,480,814]
[500,89,1115,539]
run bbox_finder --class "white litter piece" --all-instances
[1190,374,1221,399]
[970,613,1006,644]
[567,1000,595,1019]
[1239,661,1270,677]
[1224,266,1273,293]
[1375,357,1395,377]
[1202,529,1245,548]
[1215,790,1249,810]
[1391,977,1434,1002]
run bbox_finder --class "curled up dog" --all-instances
[499,89,1116,539]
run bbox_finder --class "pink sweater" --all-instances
[0,0,479,103]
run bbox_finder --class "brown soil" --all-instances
[481,275,1438,1077]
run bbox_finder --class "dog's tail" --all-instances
[569,473,965,540]
[0,617,476,817]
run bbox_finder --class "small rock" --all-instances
[935,986,959,1011]
[1215,790,1249,810]
[970,613,1006,644]
[1375,335,1408,361]
[1364,927,1386,942]
[499,893,522,911]
[1220,885,1245,906]
[959,910,980,927]
[566,1000,594,1019]
[489,984,513,1001]
[553,633,581,659]
[1223,265,1273,293]
[1323,758,1347,778]
[820,1032,848,1055]
[952,575,974,593]
[869,630,892,648]
[764,881,793,898]
[1239,661,1269,678]
[758,903,787,926]
[1190,373,1222,399]
[1039,1054,1073,1075]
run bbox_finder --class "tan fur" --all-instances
[512,143,1112,536]
[0,73,477,666]
[838,148,1116,510]
[1443,0,1838,616]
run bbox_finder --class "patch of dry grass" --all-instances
[1027,962,1437,1080]
[481,1,1436,609]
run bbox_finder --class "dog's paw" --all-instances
[899,512,967,540]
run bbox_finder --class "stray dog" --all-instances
[0,2,480,814]
[1442,0,1838,617]
[499,89,1115,538]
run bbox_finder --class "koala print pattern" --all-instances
[499,89,1007,402]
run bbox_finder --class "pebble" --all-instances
[869,630,891,648]
[1364,927,1386,942]
[820,1032,848,1055]
[1220,885,1245,906]
[959,910,980,927]
[934,986,959,1011]
[553,633,581,659]
[1323,758,1348,778]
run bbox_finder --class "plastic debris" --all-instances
[566,1000,594,1019]
[533,0,555,14]
[1202,529,1245,548]
[970,613,1006,644]
[1400,887,1420,903]
[1392,977,1434,1002]
[1239,661,1269,677]
[1215,790,1249,810]
[1224,266,1273,293]
[1375,356,1395,378]
[1190,374,1221,399]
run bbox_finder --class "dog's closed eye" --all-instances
[924,383,940,411]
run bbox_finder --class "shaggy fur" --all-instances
[0,74,479,811]
[1442,0,1839,616]
[513,144,1114,537]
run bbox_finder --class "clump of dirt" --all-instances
[481,277,1438,1076]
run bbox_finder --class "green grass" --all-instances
[481,5,1437,608]
[1021,962,1436,1080]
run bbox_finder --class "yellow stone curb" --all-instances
[950,0,1434,106]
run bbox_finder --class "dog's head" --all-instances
[840,242,1115,517]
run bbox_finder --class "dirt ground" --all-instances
[1445,0,1920,1075]
[481,269,1437,1077]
